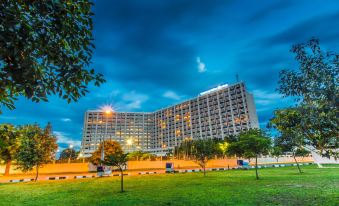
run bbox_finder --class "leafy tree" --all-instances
[227,129,271,180]
[101,153,128,192]
[0,0,105,112]
[15,123,58,181]
[218,141,229,158]
[271,146,283,162]
[191,139,217,176]
[295,148,310,160]
[141,153,156,161]
[59,148,78,161]
[90,140,123,165]
[277,38,338,158]
[223,134,238,143]
[0,124,21,176]
[270,109,307,174]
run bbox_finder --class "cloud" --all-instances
[115,91,149,111]
[53,131,81,148]
[196,57,206,73]
[61,118,71,122]
[163,90,182,100]
[252,89,282,106]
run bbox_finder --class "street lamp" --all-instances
[126,139,133,152]
[68,144,73,164]
[101,106,113,161]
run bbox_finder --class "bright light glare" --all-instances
[126,139,133,146]
[100,104,114,114]
[69,144,73,149]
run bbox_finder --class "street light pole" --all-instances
[68,144,73,164]
[101,109,112,161]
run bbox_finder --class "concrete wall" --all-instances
[0,157,313,175]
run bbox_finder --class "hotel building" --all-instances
[80,82,259,157]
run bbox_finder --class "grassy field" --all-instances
[0,165,338,206]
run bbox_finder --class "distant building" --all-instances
[80,82,259,157]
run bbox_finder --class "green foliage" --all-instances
[90,140,123,165]
[227,129,271,158]
[218,141,229,156]
[271,145,283,162]
[0,124,20,162]
[191,139,218,176]
[270,109,306,151]
[276,38,338,158]
[101,153,129,171]
[227,129,272,179]
[59,148,79,160]
[101,153,129,192]
[223,134,238,143]
[15,123,58,180]
[0,0,105,112]
[127,151,156,161]
[295,148,310,158]
[0,123,21,175]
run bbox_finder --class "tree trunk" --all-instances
[4,159,11,176]
[120,169,124,192]
[255,155,259,180]
[35,166,39,182]
[293,152,302,174]
[203,165,206,176]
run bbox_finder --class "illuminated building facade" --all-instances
[80,82,259,157]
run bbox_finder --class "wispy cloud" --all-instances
[196,56,206,73]
[53,131,81,148]
[61,118,71,122]
[118,91,149,110]
[163,90,182,100]
[252,89,282,106]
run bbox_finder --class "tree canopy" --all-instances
[275,38,338,158]
[227,129,271,180]
[59,148,78,161]
[0,123,21,175]
[15,123,58,181]
[90,140,123,165]
[0,0,105,112]
[101,153,129,192]
[191,139,218,176]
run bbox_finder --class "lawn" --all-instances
[0,165,338,206]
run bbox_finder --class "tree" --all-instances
[59,148,79,161]
[191,139,217,176]
[277,38,338,158]
[101,153,129,192]
[295,148,311,160]
[90,140,123,165]
[15,123,58,181]
[0,124,21,176]
[271,146,283,162]
[270,109,307,174]
[227,129,271,180]
[0,0,105,113]
[218,141,229,158]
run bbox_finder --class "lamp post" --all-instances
[126,139,133,152]
[68,144,73,164]
[101,109,112,161]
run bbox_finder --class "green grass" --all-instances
[0,166,338,206]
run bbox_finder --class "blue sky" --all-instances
[1,0,339,151]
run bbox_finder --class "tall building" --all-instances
[80,82,259,157]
